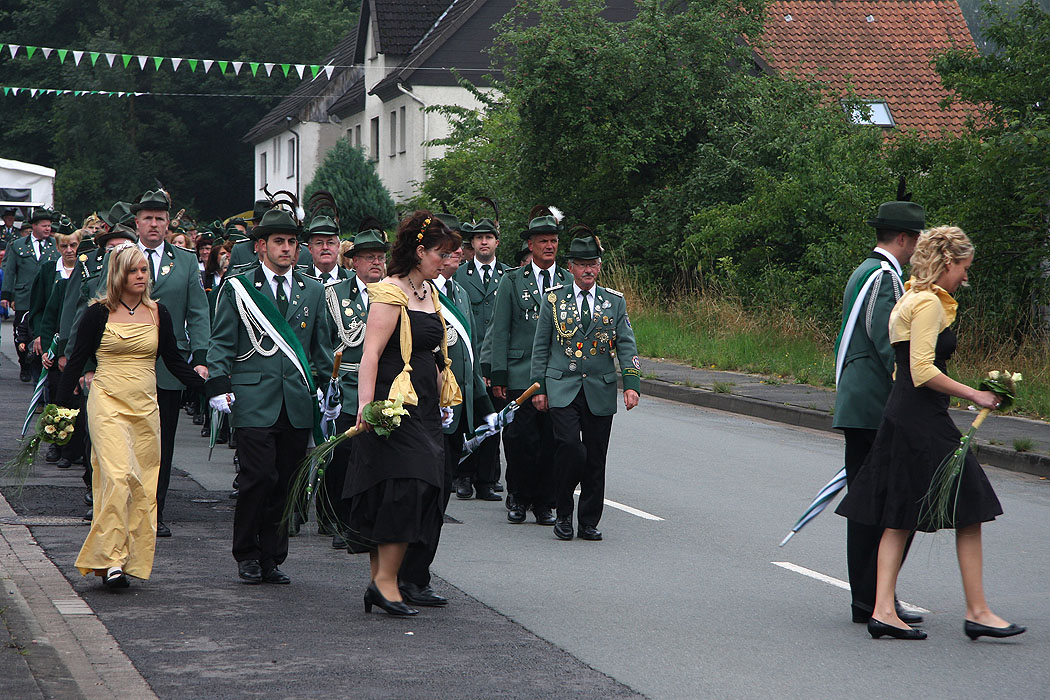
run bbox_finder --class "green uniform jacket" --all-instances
[58,252,106,356]
[531,283,641,417]
[1,235,57,310]
[207,267,333,430]
[832,251,904,430]
[324,274,368,414]
[27,262,70,343]
[298,264,351,284]
[441,278,493,435]
[79,242,212,390]
[482,263,571,389]
[454,259,507,346]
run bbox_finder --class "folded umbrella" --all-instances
[322,351,343,440]
[22,336,58,437]
[779,467,847,547]
[459,383,540,463]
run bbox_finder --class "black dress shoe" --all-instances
[400,582,449,607]
[20,367,31,383]
[331,533,348,549]
[200,425,210,437]
[896,604,924,625]
[56,458,71,469]
[493,482,504,492]
[83,507,93,521]
[505,493,517,510]
[45,444,61,463]
[533,506,556,526]
[83,491,93,505]
[578,526,602,541]
[964,620,1026,640]
[553,518,574,540]
[238,560,263,584]
[474,485,502,501]
[317,522,334,537]
[192,413,205,425]
[364,582,418,616]
[228,489,238,499]
[156,522,171,538]
[867,618,927,640]
[262,566,291,584]
[507,503,527,523]
[454,478,473,500]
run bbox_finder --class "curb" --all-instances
[639,377,1050,480]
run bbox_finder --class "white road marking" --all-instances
[573,489,665,521]
[771,561,930,613]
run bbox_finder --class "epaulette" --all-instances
[546,284,565,292]
[603,288,624,298]
[173,244,194,253]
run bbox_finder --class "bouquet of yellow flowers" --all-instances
[5,404,81,485]
[919,370,1021,530]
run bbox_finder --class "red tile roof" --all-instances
[757,0,979,136]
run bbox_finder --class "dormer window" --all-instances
[845,100,895,127]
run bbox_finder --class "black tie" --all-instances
[580,290,591,331]
[147,248,157,282]
[482,264,491,288]
[540,269,551,294]
[276,275,288,315]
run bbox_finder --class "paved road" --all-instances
[3,344,1048,698]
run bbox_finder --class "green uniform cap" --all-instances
[29,209,54,223]
[130,190,170,213]
[352,228,390,253]
[251,209,300,239]
[867,201,925,234]
[521,215,560,240]
[305,215,340,238]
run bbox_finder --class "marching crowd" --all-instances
[0,192,642,618]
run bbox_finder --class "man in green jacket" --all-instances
[207,208,333,585]
[530,231,641,541]
[833,199,924,624]
[2,209,56,382]
[484,211,571,525]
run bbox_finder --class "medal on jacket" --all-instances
[446,326,458,346]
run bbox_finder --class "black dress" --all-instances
[836,328,1003,532]
[344,310,445,549]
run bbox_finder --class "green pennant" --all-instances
[57,49,68,63]
[2,88,8,96]
[310,64,320,78]
[153,56,164,70]
[218,60,228,74]
[90,51,100,65]
[26,46,37,59]
[280,63,291,77]
[188,58,198,72]
[249,61,259,76]
[74,90,83,96]
[121,54,132,68]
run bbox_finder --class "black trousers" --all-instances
[399,430,460,588]
[843,427,913,613]
[502,388,555,508]
[550,389,613,528]
[320,413,356,530]
[156,388,183,521]
[78,391,92,489]
[14,310,39,378]
[232,405,310,567]
[454,387,506,487]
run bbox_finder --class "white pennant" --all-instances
[134,92,145,97]
[263,62,274,76]
[30,89,38,97]
[8,44,20,59]
[72,50,84,65]
[171,57,182,71]
[324,65,335,80]
[41,47,53,59]
[136,55,148,69]
[202,59,214,73]
[294,64,305,79]
[231,61,243,75]
[105,53,117,67]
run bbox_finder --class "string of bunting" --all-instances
[1,85,294,98]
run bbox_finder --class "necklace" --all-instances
[406,274,428,301]
[120,299,143,315]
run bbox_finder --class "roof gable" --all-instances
[374,0,450,56]
[758,0,979,136]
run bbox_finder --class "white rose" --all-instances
[1012,372,1023,382]
[44,425,56,435]
[989,370,1001,380]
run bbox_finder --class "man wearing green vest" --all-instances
[207,208,333,585]
[833,199,924,624]
[530,230,641,541]
[484,209,571,525]
[2,209,56,382]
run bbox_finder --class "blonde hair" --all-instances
[96,244,156,312]
[82,214,104,229]
[166,231,193,249]
[339,239,354,269]
[55,228,84,247]
[908,226,975,291]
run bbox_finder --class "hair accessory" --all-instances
[418,217,431,241]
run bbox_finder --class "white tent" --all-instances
[0,158,56,214]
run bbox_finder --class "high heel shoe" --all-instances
[964,620,1026,640]
[867,618,927,640]
[103,567,130,589]
[363,582,418,617]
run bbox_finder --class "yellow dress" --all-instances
[75,319,162,579]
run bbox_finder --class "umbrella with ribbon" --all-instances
[322,351,343,439]
[459,383,540,463]
[779,467,847,547]
[22,335,59,437]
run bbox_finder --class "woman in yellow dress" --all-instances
[57,245,206,588]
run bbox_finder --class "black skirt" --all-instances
[343,478,443,552]
[836,329,1002,532]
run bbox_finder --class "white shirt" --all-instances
[55,259,75,280]
[356,277,370,308]
[261,263,292,301]
[872,246,903,278]
[572,282,596,322]
[313,266,339,284]
[474,258,496,281]
[32,236,49,260]
[435,274,450,297]
[138,240,163,279]
[532,262,555,291]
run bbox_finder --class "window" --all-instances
[355,124,362,147]
[370,117,380,162]
[845,100,895,127]
[273,137,280,172]
[259,153,267,187]
[389,110,397,157]
[399,106,407,153]
[287,139,296,178]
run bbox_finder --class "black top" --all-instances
[57,302,207,408]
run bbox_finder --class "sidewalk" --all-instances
[637,357,1050,479]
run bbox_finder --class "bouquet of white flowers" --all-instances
[5,404,81,486]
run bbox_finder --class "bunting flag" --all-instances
[1,84,291,99]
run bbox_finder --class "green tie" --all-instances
[580,290,590,331]
[147,248,157,283]
[482,263,491,288]
[276,275,288,315]
[540,269,551,294]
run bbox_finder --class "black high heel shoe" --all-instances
[363,582,418,617]
[867,618,927,640]
[964,620,1026,640]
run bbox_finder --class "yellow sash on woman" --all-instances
[366,281,462,408]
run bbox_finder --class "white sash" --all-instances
[227,277,312,389]
[834,261,901,384]
[439,299,474,366]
